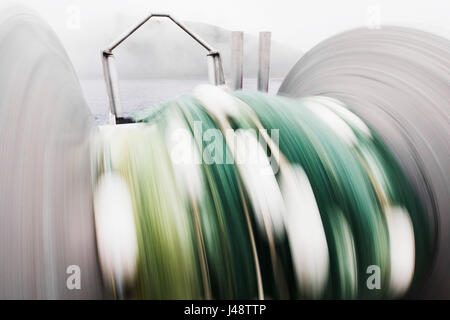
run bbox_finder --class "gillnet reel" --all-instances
[0,5,448,300]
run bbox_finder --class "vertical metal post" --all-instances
[231,31,244,90]
[102,52,122,124]
[102,14,226,123]
[207,51,226,86]
[257,31,271,92]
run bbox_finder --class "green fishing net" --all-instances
[92,85,430,300]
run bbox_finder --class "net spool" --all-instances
[0,5,102,299]
[0,5,447,300]
[279,27,450,298]
[93,85,432,299]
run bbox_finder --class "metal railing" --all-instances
[101,13,226,124]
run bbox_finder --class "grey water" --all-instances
[81,78,283,124]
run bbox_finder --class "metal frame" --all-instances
[102,13,226,124]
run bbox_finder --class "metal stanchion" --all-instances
[231,31,244,90]
[257,31,271,92]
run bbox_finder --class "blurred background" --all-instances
[19,0,450,120]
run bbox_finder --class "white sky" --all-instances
[14,0,450,52]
